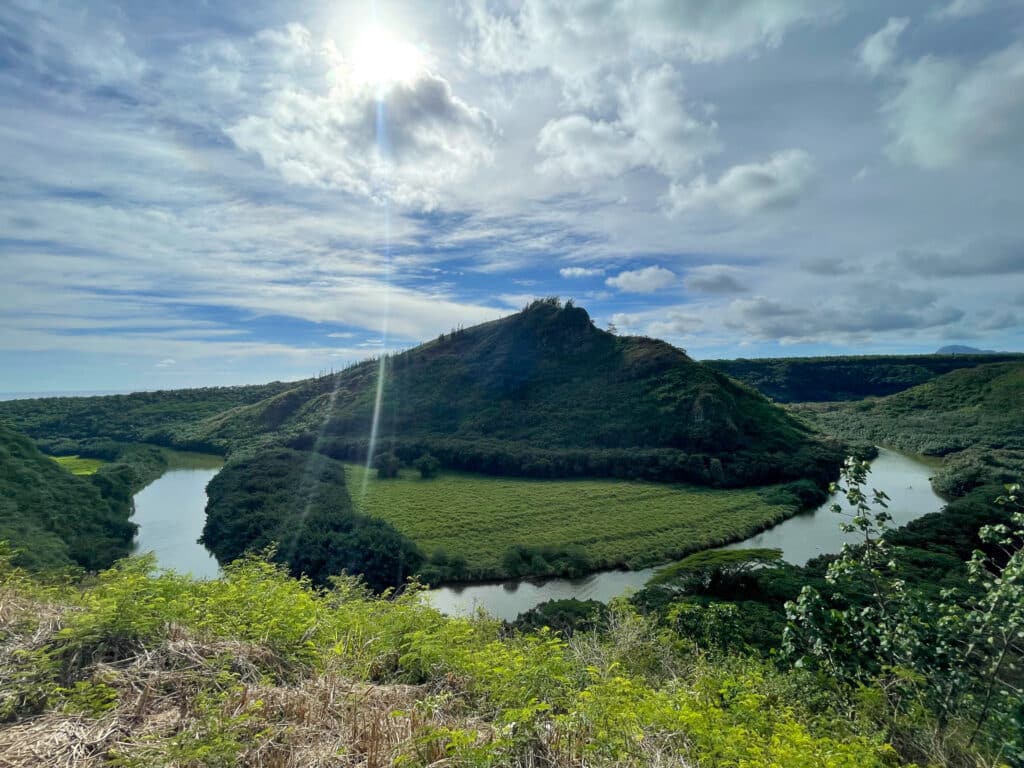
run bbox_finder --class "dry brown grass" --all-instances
[0,594,493,768]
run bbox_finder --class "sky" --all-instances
[1,0,1023,392]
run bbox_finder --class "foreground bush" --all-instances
[0,548,902,768]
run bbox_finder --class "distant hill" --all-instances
[0,381,295,452]
[706,353,1024,403]
[935,345,1003,355]
[792,360,1024,496]
[195,300,840,487]
[0,423,137,570]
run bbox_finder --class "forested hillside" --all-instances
[0,424,139,571]
[201,449,421,591]
[706,352,1023,402]
[0,381,294,453]
[794,361,1024,496]
[200,300,841,487]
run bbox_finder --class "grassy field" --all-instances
[50,454,105,475]
[344,464,795,579]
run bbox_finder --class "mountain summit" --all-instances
[200,300,840,487]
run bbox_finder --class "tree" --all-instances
[413,452,441,479]
[374,451,400,479]
[784,459,1024,763]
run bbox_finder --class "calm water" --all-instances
[131,451,223,579]
[722,448,944,564]
[427,448,944,621]
[130,447,944,620]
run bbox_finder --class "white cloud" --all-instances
[155,358,176,368]
[611,308,703,340]
[464,0,841,89]
[667,149,816,215]
[536,66,720,181]
[560,267,605,278]
[225,25,497,209]
[858,17,909,77]
[606,266,676,292]
[883,41,1024,169]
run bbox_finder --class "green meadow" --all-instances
[344,463,795,579]
[50,454,105,475]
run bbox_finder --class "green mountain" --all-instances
[0,423,137,570]
[793,360,1024,496]
[199,300,840,487]
[706,352,1024,403]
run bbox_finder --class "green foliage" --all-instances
[0,381,292,453]
[202,448,422,592]
[0,550,967,767]
[648,547,783,588]
[184,300,841,488]
[794,361,1024,497]
[0,424,138,571]
[707,352,1023,403]
[344,462,799,580]
[512,599,609,637]
[760,478,829,509]
[785,462,1024,765]
[57,679,119,717]
[413,451,441,479]
[374,450,401,479]
[502,544,591,579]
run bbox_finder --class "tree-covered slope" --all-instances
[200,300,840,487]
[793,361,1024,495]
[706,353,1023,403]
[0,424,137,571]
[201,448,422,591]
[0,381,294,452]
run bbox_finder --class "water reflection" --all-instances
[131,450,223,579]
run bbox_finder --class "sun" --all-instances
[350,24,424,87]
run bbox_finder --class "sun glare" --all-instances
[351,24,424,87]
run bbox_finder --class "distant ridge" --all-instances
[706,351,1024,402]
[936,345,1004,355]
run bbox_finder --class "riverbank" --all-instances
[427,447,943,620]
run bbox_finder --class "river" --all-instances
[131,450,223,579]
[131,447,943,621]
[426,448,944,620]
